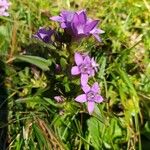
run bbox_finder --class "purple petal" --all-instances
[81,84,90,93]
[61,22,67,28]
[94,95,103,103]
[75,53,83,66]
[50,16,63,22]
[61,11,74,22]
[87,101,95,115]
[83,55,91,63]
[91,82,99,93]
[75,94,87,103]
[89,70,95,77]
[71,22,78,35]
[90,28,104,42]
[72,13,79,25]
[81,74,89,86]
[90,28,105,34]
[71,66,80,75]
[92,33,101,42]
[84,20,99,33]
[78,11,87,24]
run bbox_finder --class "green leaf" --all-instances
[16,55,51,71]
[87,117,103,150]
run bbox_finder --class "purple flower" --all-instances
[50,10,104,41]
[0,0,11,16]
[50,10,75,29]
[71,53,98,85]
[33,27,54,43]
[71,11,104,41]
[75,82,103,114]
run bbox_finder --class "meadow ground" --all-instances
[0,0,150,149]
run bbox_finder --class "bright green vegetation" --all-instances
[0,0,150,149]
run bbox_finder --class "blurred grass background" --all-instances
[0,0,150,149]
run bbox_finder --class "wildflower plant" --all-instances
[1,1,148,149]
[33,9,104,115]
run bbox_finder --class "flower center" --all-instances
[79,63,92,74]
[86,91,96,102]
[76,25,84,34]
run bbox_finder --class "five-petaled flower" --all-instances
[50,10,104,41]
[0,0,11,16]
[33,27,54,43]
[71,53,99,85]
[75,82,103,114]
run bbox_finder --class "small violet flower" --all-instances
[33,27,54,43]
[50,10,104,41]
[0,0,11,16]
[75,82,103,114]
[71,53,98,85]
[54,96,64,103]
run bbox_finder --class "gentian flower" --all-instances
[75,82,103,114]
[71,53,98,85]
[50,10,104,42]
[50,10,75,29]
[0,0,11,16]
[33,27,54,43]
[71,11,104,41]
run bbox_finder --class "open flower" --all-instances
[71,53,98,85]
[75,82,103,114]
[50,10,104,42]
[0,0,11,16]
[71,10,104,41]
[33,27,54,43]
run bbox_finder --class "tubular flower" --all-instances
[0,0,11,16]
[71,10,104,41]
[71,53,98,85]
[50,10,104,41]
[75,82,103,114]
[33,27,54,43]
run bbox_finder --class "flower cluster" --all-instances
[71,53,103,114]
[50,10,104,41]
[0,0,11,16]
[33,10,104,115]
[34,10,103,43]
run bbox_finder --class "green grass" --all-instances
[0,0,150,149]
